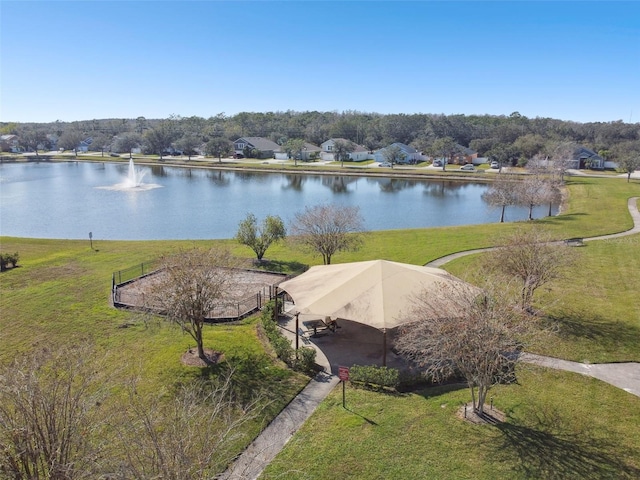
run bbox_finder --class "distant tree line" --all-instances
[2,110,639,167]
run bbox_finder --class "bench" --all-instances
[564,237,584,246]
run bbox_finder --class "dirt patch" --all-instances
[457,405,506,425]
[181,347,225,367]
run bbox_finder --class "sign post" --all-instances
[89,231,93,250]
[338,366,349,408]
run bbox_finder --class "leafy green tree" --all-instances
[175,133,202,160]
[236,213,286,261]
[282,138,306,166]
[16,126,47,156]
[381,144,406,169]
[205,137,233,162]
[332,139,356,167]
[144,120,179,160]
[614,140,640,182]
[428,137,458,171]
[88,133,114,157]
[113,132,142,158]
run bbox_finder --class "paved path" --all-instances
[220,370,339,480]
[521,353,640,397]
[221,197,639,480]
[426,197,639,268]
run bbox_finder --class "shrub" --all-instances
[349,365,400,391]
[294,347,317,374]
[0,252,19,271]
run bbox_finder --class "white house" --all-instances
[320,138,371,162]
[373,143,425,164]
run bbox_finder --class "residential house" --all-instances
[274,142,322,161]
[573,146,606,169]
[373,143,425,164]
[453,144,478,165]
[233,137,281,159]
[0,134,21,153]
[320,138,371,162]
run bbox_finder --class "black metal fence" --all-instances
[112,263,287,322]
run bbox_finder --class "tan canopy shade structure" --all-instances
[279,260,477,364]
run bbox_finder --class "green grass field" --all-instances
[1,174,639,478]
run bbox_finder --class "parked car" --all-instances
[379,162,392,167]
[490,161,499,169]
[460,164,475,171]
[432,160,443,167]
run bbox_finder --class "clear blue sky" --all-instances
[1,1,639,124]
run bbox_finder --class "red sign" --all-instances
[338,366,349,381]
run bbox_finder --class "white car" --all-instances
[490,161,499,169]
[460,164,475,171]
[379,162,392,167]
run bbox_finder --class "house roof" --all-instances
[321,138,367,153]
[235,137,281,152]
[574,146,603,161]
[303,142,322,152]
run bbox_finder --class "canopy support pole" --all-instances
[382,329,387,367]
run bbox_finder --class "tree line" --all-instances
[2,111,639,167]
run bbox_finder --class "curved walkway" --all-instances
[222,197,640,480]
[426,196,639,268]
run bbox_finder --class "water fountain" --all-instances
[97,158,161,191]
[124,158,147,188]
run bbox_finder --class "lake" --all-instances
[0,161,555,240]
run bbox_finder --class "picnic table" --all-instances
[303,319,331,336]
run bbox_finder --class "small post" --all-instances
[273,286,278,323]
[464,403,467,419]
[295,313,300,352]
[343,380,346,408]
[491,396,494,411]
[89,231,93,250]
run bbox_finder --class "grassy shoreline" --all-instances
[1,175,639,478]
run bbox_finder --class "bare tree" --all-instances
[482,174,519,222]
[396,282,527,415]
[290,204,365,265]
[112,375,265,480]
[147,247,238,361]
[549,141,577,181]
[236,213,286,262]
[57,129,85,157]
[516,174,551,220]
[482,227,575,311]
[0,347,110,479]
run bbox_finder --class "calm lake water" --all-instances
[0,161,555,240]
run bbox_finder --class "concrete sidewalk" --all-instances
[220,370,339,480]
[521,353,640,397]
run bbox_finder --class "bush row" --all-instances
[0,252,19,271]
[261,301,316,375]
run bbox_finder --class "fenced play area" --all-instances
[112,261,289,321]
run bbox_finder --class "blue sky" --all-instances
[1,1,639,123]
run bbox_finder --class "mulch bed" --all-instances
[457,405,506,425]
[181,347,225,367]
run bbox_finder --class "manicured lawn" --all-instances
[262,367,640,479]
[1,174,638,477]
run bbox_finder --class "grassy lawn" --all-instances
[1,174,638,477]
[262,366,640,479]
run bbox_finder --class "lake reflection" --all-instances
[0,162,556,240]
